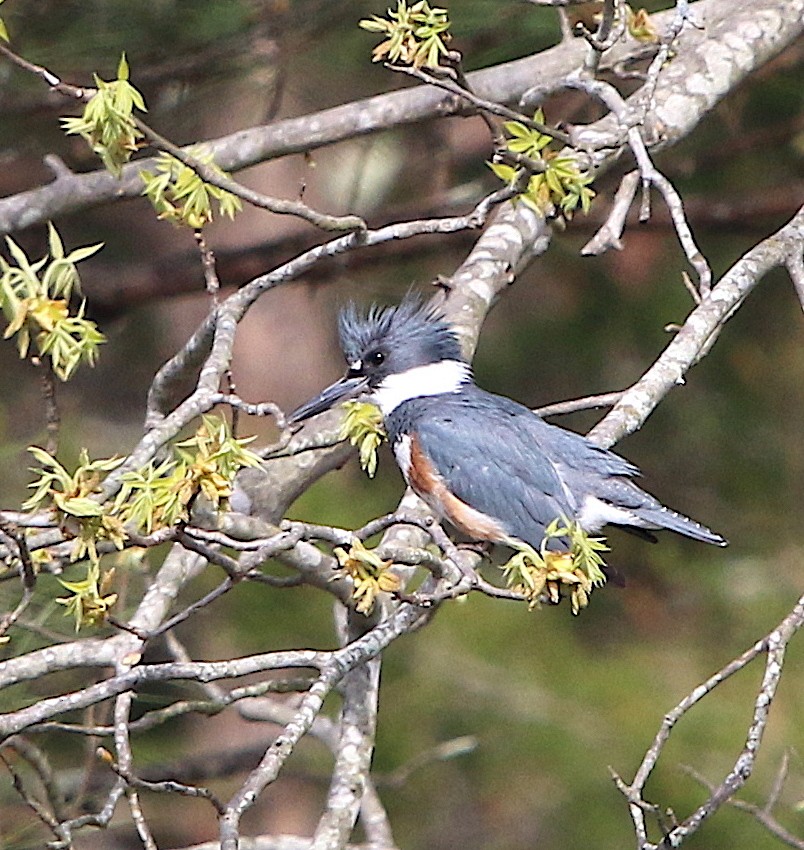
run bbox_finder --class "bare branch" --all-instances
[682,756,804,850]
[1,736,68,821]
[535,390,624,418]
[0,749,62,839]
[615,591,804,849]
[565,75,712,294]
[588,204,804,448]
[218,601,427,850]
[137,119,367,233]
[100,745,225,815]
[787,247,804,311]
[312,639,382,849]
[582,169,641,254]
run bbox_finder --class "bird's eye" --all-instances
[367,350,385,367]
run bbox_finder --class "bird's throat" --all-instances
[372,360,472,416]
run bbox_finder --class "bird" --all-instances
[288,296,727,557]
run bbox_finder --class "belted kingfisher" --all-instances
[289,297,726,554]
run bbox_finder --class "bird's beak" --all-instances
[287,375,370,424]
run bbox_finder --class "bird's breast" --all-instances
[393,432,511,545]
[392,433,414,484]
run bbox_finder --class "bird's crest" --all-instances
[338,295,463,365]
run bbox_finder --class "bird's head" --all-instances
[288,296,471,423]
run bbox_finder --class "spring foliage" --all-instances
[61,54,146,176]
[489,110,596,219]
[0,224,104,381]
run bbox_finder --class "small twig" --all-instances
[565,75,712,295]
[435,50,500,139]
[681,757,804,850]
[0,521,37,640]
[629,136,712,294]
[494,147,550,176]
[1,736,68,822]
[136,119,367,233]
[0,41,92,102]
[535,389,624,418]
[581,170,640,254]
[183,524,299,551]
[194,229,221,297]
[391,511,477,593]
[110,577,236,642]
[579,0,627,77]
[588,204,804,448]
[766,748,793,811]
[1,39,367,235]
[38,359,61,455]
[615,591,804,850]
[638,0,694,119]
[679,270,702,306]
[0,587,34,642]
[389,63,572,146]
[209,392,287,427]
[0,750,62,838]
[282,511,420,548]
[50,779,127,850]
[99,746,225,816]
[30,678,314,738]
[223,374,239,436]
[378,735,478,789]
[175,530,261,582]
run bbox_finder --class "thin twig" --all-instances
[100,746,226,816]
[137,119,367,233]
[615,591,804,849]
[564,75,712,295]
[0,750,62,838]
[588,204,804,448]
[0,521,37,640]
[0,736,68,821]
[389,63,572,145]
[579,0,627,77]
[378,736,478,788]
[681,758,804,850]
[38,359,60,455]
[535,390,624,418]
[581,170,640,254]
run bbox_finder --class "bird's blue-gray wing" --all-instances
[409,399,576,548]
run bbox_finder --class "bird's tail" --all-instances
[634,505,727,547]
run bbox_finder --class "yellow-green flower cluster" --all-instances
[61,54,146,176]
[339,401,386,478]
[489,109,595,219]
[360,1,451,69]
[115,414,263,533]
[0,224,104,381]
[502,519,609,614]
[57,563,118,632]
[334,539,402,615]
[23,447,126,564]
[140,149,242,229]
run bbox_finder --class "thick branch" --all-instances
[2,0,798,237]
[588,204,804,447]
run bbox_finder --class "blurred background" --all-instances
[0,1,803,848]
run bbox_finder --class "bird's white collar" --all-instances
[371,360,471,416]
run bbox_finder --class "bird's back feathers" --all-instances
[386,385,726,548]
